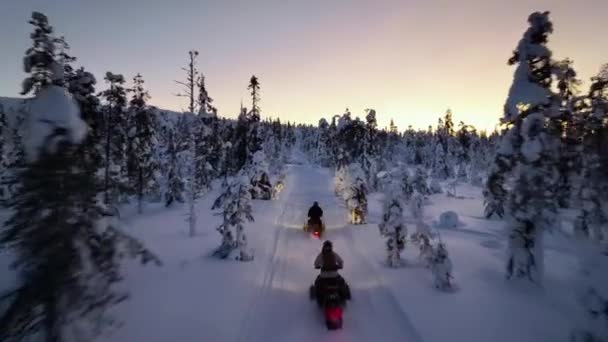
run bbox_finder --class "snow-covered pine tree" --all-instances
[20,12,62,95]
[68,67,104,173]
[431,110,456,180]
[163,127,185,207]
[100,72,129,209]
[193,116,213,192]
[570,243,608,342]
[233,107,254,171]
[335,111,366,169]
[456,122,476,181]
[0,13,159,341]
[195,73,221,186]
[246,75,263,158]
[577,64,608,242]
[127,73,158,213]
[552,59,583,209]
[197,74,217,117]
[483,126,515,218]
[212,172,255,261]
[411,166,430,196]
[175,51,208,235]
[468,134,485,186]
[362,109,379,190]
[260,121,281,175]
[503,11,561,283]
[400,168,414,203]
[0,104,8,200]
[3,108,26,201]
[52,35,78,91]
[315,118,333,167]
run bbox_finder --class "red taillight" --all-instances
[326,307,342,321]
[313,231,319,237]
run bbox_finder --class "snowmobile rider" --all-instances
[314,240,351,301]
[308,201,323,226]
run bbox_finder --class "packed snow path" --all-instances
[237,164,423,342]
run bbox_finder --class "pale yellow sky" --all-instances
[2,0,607,132]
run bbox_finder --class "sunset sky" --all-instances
[1,0,606,132]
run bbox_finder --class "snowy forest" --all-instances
[0,10,607,342]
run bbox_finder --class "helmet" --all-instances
[313,201,319,206]
[322,240,332,251]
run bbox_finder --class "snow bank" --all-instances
[25,85,85,161]
[437,211,461,229]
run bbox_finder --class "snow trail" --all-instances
[238,164,423,342]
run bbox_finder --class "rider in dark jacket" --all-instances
[314,240,351,302]
[308,201,323,225]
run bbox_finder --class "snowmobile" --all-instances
[303,219,325,239]
[309,270,350,330]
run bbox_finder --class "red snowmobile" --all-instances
[309,270,350,330]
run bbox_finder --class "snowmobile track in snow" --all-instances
[236,165,424,342]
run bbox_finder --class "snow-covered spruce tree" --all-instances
[0,14,159,341]
[576,64,608,242]
[503,11,560,283]
[248,150,272,200]
[344,163,368,224]
[100,72,129,209]
[212,172,255,261]
[379,185,407,267]
[127,73,158,213]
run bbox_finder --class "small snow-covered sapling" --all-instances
[430,243,453,289]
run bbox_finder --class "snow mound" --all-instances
[429,179,443,194]
[436,211,462,229]
[25,85,85,161]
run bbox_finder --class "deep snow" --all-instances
[1,164,583,341]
